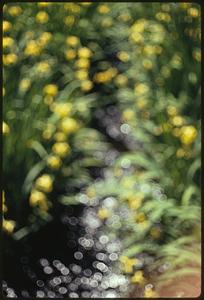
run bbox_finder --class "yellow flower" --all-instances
[150,227,161,239]
[38,32,52,46]
[66,36,79,47]
[80,80,93,92]
[193,49,201,62]
[60,118,79,134]
[29,190,47,205]
[101,17,113,27]
[3,219,16,234]
[8,6,22,17]
[36,62,51,74]
[134,83,149,95]
[44,95,54,106]
[78,47,92,59]
[38,2,52,7]
[180,125,197,145]
[120,256,137,273]
[3,37,14,48]
[43,84,58,96]
[75,58,90,69]
[52,142,71,157]
[3,54,18,65]
[131,270,145,284]
[65,49,76,60]
[144,288,158,298]
[97,208,110,220]
[188,7,200,18]
[128,193,144,210]
[137,98,148,109]
[2,191,8,213]
[166,105,178,116]
[3,20,12,32]
[97,4,110,14]
[75,69,89,80]
[176,148,185,158]
[24,40,41,56]
[86,187,96,199]
[135,212,146,223]
[3,121,10,135]
[93,68,118,83]
[117,51,130,62]
[122,109,135,121]
[114,74,128,87]
[35,174,53,193]
[155,12,171,22]
[19,79,31,92]
[142,59,153,70]
[51,103,72,118]
[47,155,62,170]
[54,132,67,142]
[171,115,184,127]
[64,15,75,26]
[36,11,49,24]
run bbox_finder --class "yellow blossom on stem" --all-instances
[3,219,16,234]
[43,84,58,96]
[36,11,49,24]
[65,49,76,60]
[8,6,22,17]
[78,47,92,59]
[131,270,145,284]
[3,121,10,135]
[80,80,93,92]
[3,37,14,49]
[51,103,72,118]
[97,208,110,220]
[35,174,53,193]
[66,36,79,47]
[120,256,137,273]
[180,125,197,145]
[60,118,79,134]
[97,4,110,14]
[54,132,67,142]
[3,20,12,32]
[47,155,62,170]
[52,142,71,157]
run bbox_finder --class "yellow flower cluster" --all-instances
[3,121,10,135]
[97,208,110,220]
[120,256,138,273]
[3,219,16,234]
[52,142,71,157]
[35,174,53,193]
[51,103,72,118]
[131,270,145,284]
[24,32,52,57]
[93,67,118,84]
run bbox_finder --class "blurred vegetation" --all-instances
[3,2,201,297]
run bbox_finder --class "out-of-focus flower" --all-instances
[122,109,135,121]
[64,15,75,26]
[47,155,62,170]
[101,17,113,27]
[97,4,110,14]
[75,69,89,80]
[131,271,145,284]
[54,132,67,142]
[78,47,92,59]
[117,51,130,62]
[170,115,185,127]
[93,68,118,83]
[3,219,16,234]
[19,79,31,92]
[3,54,18,65]
[135,212,146,223]
[66,36,79,47]
[150,227,161,239]
[97,208,110,220]
[3,21,12,32]
[38,32,52,46]
[155,12,171,22]
[65,49,76,60]
[2,191,7,213]
[60,117,79,134]
[43,95,54,106]
[24,40,41,56]
[3,121,10,135]
[114,74,128,87]
[86,187,96,199]
[176,148,185,158]
[134,83,149,95]
[142,59,153,70]
[43,84,58,96]
[29,190,49,211]
[35,174,53,193]
[8,6,22,17]
[144,288,158,298]
[38,2,52,7]
[36,61,51,74]
[166,105,178,116]
[80,80,93,92]
[128,193,144,210]
[52,142,71,157]
[3,37,14,49]
[36,11,49,24]
[187,7,200,18]
[51,103,72,118]
[120,256,137,273]
[193,49,201,62]
[75,58,90,69]
[180,125,197,145]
